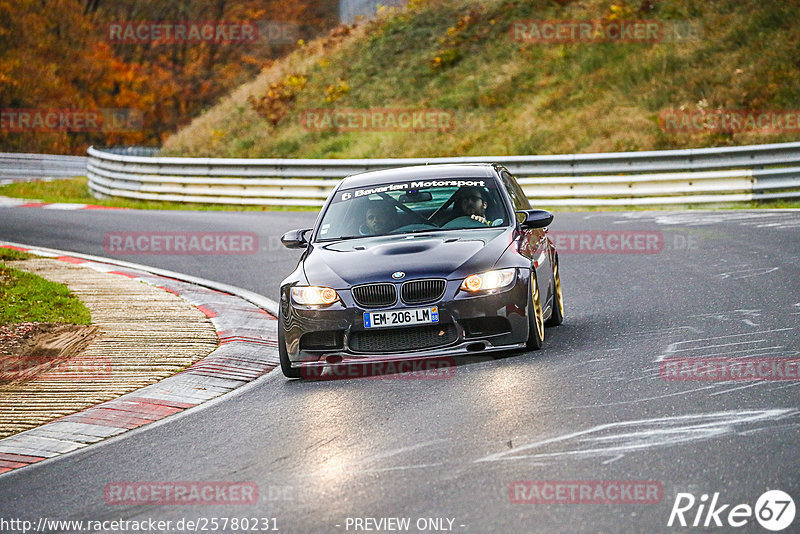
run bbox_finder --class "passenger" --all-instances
[360,201,397,235]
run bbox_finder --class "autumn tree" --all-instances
[0,0,337,154]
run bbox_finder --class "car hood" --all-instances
[304,228,513,287]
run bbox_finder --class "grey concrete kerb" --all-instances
[0,241,280,476]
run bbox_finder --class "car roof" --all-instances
[339,163,499,189]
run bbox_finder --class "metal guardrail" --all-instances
[81,142,800,206]
[0,152,88,181]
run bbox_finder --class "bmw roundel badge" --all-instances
[392,271,405,279]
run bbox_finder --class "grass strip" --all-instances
[0,177,318,212]
[0,260,91,325]
[1,177,797,211]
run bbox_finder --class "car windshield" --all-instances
[315,177,510,241]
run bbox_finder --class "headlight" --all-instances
[291,286,339,306]
[460,268,516,292]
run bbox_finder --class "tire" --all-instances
[526,269,545,350]
[278,311,302,379]
[545,255,564,327]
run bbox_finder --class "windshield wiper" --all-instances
[401,228,444,235]
[317,235,366,242]
[319,229,444,242]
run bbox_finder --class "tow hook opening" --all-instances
[466,342,487,352]
[325,355,343,364]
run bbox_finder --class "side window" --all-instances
[501,171,531,210]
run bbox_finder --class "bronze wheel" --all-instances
[545,255,564,327]
[526,270,545,350]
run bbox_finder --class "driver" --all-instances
[454,186,492,225]
[360,201,397,235]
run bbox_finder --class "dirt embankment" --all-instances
[0,323,100,388]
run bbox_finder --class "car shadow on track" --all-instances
[280,321,591,383]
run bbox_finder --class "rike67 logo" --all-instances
[668,490,795,531]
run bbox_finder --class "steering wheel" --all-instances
[441,216,490,229]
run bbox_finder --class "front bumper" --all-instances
[280,271,531,368]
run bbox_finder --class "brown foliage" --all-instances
[247,73,307,126]
[0,0,337,154]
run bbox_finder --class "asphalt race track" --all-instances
[1,207,799,533]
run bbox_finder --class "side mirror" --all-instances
[281,228,311,249]
[516,210,554,229]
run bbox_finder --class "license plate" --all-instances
[364,306,439,329]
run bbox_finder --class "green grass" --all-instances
[748,198,800,209]
[0,248,34,261]
[0,261,92,325]
[1,176,797,211]
[161,0,800,159]
[0,178,319,212]
[11,0,800,215]
[4,1,791,212]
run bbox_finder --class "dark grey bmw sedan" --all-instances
[278,163,563,378]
